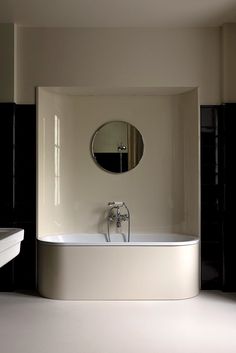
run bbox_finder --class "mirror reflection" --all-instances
[91,121,144,173]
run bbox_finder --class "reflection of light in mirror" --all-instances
[42,117,46,204]
[54,115,60,206]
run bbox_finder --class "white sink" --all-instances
[0,228,24,268]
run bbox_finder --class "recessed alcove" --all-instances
[37,86,200,239]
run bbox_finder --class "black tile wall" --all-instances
[0,103,14,223]
[222,104,236,291]
[14,105,36,223]
[201,241,223,289]
[201,105,224,290]
[0,104,15,290]
[0,103,36,291]
[12,221,36,289]
[0,262,15,291]
[201,104,236,291]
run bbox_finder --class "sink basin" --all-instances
[0,228,24,268]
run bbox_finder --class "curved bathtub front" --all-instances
[37,233,199,300]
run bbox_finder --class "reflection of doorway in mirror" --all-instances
[127,124,143,170]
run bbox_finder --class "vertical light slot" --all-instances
[42,117,46,204]
[13,112,15,209]
[54,115,61,206]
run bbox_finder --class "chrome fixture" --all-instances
[107,202,130,242]
[117,143,127,151]
[117,144,127,172]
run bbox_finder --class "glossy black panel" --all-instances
[222,104,236,291]
[201,164,218,185]
[201,107,217,127]
[201,185,220,214]
[0,262,14,291]
[223,218,236,291]
[0,104,15,290]
[200,105,224,290]
[13,236,36,290]
[14,105,36,222]
[0,103,14,223]
[0,103,36,291]
[201,241,222,289]
[224,104,236,212]
[201,221,223,242]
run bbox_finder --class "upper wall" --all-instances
[222,23,236,102]
[0,23,15,102]
[16,27,220,104]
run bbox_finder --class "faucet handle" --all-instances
[108,201,124,207]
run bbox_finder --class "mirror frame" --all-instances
[90,120,144,174]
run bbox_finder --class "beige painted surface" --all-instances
[37,241,199,300]
[0,23,15,102]
[222,23,236,102]
[1,0,236,27]
[37,88,199,237]
[179,90,200,234]
[17,27,220,104]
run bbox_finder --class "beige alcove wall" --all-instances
[37,87,200,239]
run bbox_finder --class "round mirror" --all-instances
[91,121,144,173]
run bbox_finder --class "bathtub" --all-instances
[37,233,199,300]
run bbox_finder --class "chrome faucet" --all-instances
[107,202,130,242]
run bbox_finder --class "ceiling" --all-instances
[0,0,236,27]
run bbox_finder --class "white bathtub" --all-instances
[37,233,199,300]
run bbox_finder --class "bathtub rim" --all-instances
[37,233,199,247]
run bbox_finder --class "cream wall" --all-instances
[222,23,236,102]
[3,24,236,104]
[180,90,200,235]
[37,88,199,237]
[17,27,220,104]
[0,23,15,102]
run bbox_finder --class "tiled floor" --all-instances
[0,291,235,353]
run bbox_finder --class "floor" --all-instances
[0,291,235,353]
